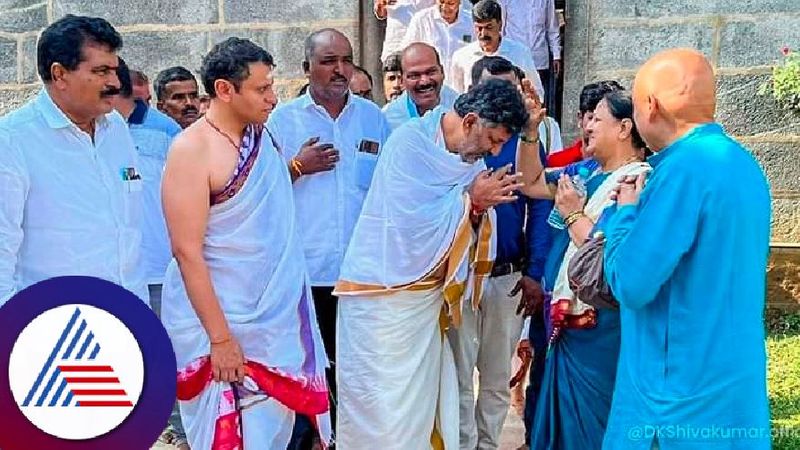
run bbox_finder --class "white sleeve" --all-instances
[0,130,28,305]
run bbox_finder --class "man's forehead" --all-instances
[313,34,353,57]
[165,79,198,93]
[402,50,438,70]
[79,43,118,65]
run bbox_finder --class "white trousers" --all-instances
[447,273,524,450]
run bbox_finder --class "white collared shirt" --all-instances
[402,5,474,78]
[267,92,391,286]
[0,90,147,305]
[499,0,561,69]
[449,37,545,98]
[380,0,436,62]
[382,84,459,131]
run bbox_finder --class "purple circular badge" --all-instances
[0,276,176,449]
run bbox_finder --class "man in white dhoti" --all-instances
[160,37,331,449]
[334,79,535,449]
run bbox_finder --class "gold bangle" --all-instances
[290,158,303,177]
[520,134,539,145]
[564,211,585,227]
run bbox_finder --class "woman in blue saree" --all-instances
[529,91,651,450]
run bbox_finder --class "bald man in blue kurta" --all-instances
[600,49,772,450]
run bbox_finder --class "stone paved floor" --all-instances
[151,404,526,449]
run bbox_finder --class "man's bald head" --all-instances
[632,48,716,150]
[401,42,441,71]
[304,28,352,62]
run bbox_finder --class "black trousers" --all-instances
[287,286,338,449]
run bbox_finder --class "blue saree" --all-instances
[531,169,620,450]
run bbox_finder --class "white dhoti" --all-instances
[179,381,295,449]
[337,289,459,449]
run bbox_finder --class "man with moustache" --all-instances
[403,0,475,80]
[382,42,459,130]
[382,51,404,102]
[334,78,532,449]
[155,66,201,128]
[0,14,147,304]
[450,0,543,96]
[350,65,374,101]
[161,37,332,449]
[267,28,390,434]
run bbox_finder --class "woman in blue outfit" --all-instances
[528,90,651,450]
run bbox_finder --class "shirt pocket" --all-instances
[355,151,379,191]
[122,179,143,226]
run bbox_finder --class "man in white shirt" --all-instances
[383,42,459,131]
[450,0,544,97]
[499,0,561,103]
[0,14,147,306]
[402,0,474,81]
[267,28,391,441]
[374,0,435,62]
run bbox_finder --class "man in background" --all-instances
[154,66,201,129]
[382,51,404,102]
[350,65,375,101]
[382,43,459,130]
[499,0,561,105]
[131,68,152,102]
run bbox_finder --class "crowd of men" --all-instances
[0,0,773,449]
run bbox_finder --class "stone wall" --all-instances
[561,0,800,309]
[562,0,800,245]
[0,0,360,109]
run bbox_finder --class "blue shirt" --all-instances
[129,100,181,138]
[484,134,551,280]
[127,100,181,284]
[602,124,771,450]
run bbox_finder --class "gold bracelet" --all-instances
[520,134,540,145]
[290,158,303,177]
[564,211,585,228]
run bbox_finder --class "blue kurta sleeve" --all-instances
[603,167,703,309]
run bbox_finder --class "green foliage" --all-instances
[760,47,800,111]
[766,308,800,337]
[767,334,800,449]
